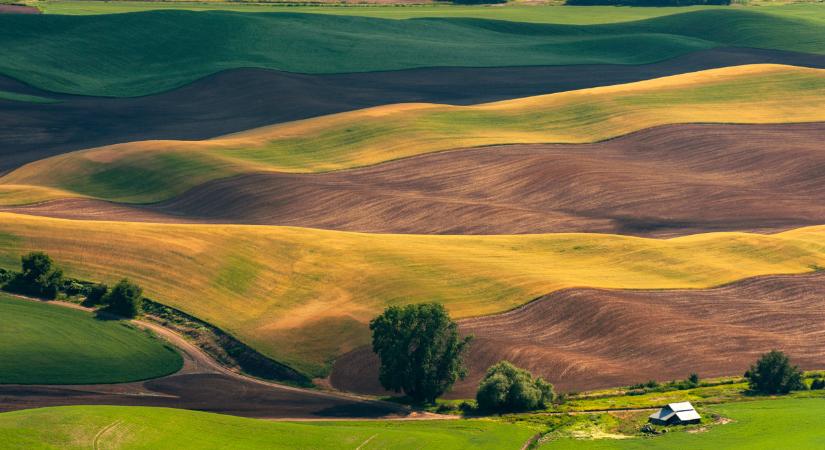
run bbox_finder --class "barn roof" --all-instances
[649,401,700,422]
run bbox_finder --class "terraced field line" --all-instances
[93,419,122,450]
[355,433,378,450]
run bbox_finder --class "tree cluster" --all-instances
[4,251,64,299]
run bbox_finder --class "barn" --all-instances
[648,401,701,425]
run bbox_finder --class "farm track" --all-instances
[9,123,825,237]
[0,296,409,419]
[331,271,825,398]
[1,47,824,174]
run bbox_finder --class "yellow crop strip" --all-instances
[2,64,824,204]
[0,212,823,375]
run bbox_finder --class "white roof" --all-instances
[668,402,696,412]
[675,410,702,421]
[649,401,700,422]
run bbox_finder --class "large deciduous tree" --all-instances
[369,303,472,404]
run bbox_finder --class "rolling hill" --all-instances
[0,9,823,96]
[1,213,824,376]
[7,123,824,237]
[333,271,825,396]
[2,64,823,206]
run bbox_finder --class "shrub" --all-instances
[370,303,472,404]
[811,379,825,390]
[84,283,109,305]
[102,279,143,318]
[476,361,554,413]
[745,350,806,395]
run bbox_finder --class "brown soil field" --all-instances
[331,271,825,398]
[2,47,824,174]
[10,123,825,237]
[0,4,39,14]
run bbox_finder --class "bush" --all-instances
[102,279,143,318]
[476,361,554,413]
[370,303,472,404]
[811,379,825,390]
[84,283,109,305]
[745,350,806,395]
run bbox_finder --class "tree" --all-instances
[687,372,700,387]
[369,303,472,404]
[103,279,143,318]
[476,361,554,413]
[745,350,806,395]
[17,251,63,299]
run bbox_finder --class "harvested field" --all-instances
[2,48,822,174]
[10,123,825,237]
[331,271,825,398]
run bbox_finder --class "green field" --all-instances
[0,406,538,449]
[0,294,182,384]
[33,1,825,25]
[1,398,823,448]
[547,398,825,449]
[1,8,823,96]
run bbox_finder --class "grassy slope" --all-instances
[548,398,825,449]
[3,64,823,205]
[1,9,823,96]
[36,1,727,21]
[0,406,537,449]
[1,213,824,376]
[0,294,182,384]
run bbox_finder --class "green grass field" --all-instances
[0,8,822,96]
[2,213,825,376]
[547,398,825,449]
[0,294,182,384]
[32,1,825,26]
[3,64,822,205]
[0,406,538,449]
